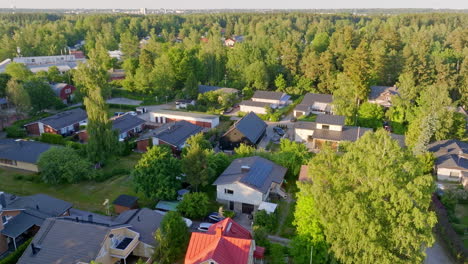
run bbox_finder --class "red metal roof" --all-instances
[185,218,254,264]
[207,218,252,240]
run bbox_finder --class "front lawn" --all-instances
[0,153,151,214]
[298,113,317,122]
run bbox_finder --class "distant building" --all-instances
[108,69,126,81]
[112,194,139,214]
[0,139,54,172]
[24,108,87,136]
[140,7,147,15]
[111,114,145,141]
[3,55,86,74]
[428,139,468,187]
[108,50,123,61]
[294,93,333,117]
[368,85,399,108]
[239,91,291,115]
[149,110,219,128]
[175,99,195,109]
[219,112,267,150]
[224,38,236,47]
[50,83,76,104]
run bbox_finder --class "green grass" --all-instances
[454,203,468,247]
[298,113,317,122]
[0,153,152,214]
[275,200,296,238]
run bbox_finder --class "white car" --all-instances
[154,210,192,228]
[197,222,213,232]
[127,111,138,116]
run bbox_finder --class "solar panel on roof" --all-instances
[240,159,273,189]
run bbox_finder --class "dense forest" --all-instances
[0,12,467,146]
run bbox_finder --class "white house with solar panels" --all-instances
[213,156,287,214]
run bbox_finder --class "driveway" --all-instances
[106,97,143,106]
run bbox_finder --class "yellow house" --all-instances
[0,139,53,172]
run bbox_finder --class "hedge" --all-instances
[0,238,32,264]
[39,133,66,145]
[432,195,468,263]
[107,103,137,110]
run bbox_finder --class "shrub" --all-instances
[177,192,210,219]
[4,126,26,138]
[253,226,270,248]
[39,133,66,145]
[269,243,287,264]
[0,238,32,264]
[38,147,91,184]
[254,210,277,232]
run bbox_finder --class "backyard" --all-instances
[0,153,151,214]
[454,203,468,247]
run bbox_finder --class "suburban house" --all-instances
[428,140,468,187]
[112,113,146,141]
[293,93,333,117]
[294,115,373,150]
[240,91,291,114]
[368,85,400,108]
[185,218,264,264]
[175,99,196,109]
[108,69,126,81]
[135,121,204,153]
[0,98,8,109]
[149,110,219,128]
[224,38,236,47]
[0,139,53,172]
[213,156,287,214]
[25,108,87,136]
[219,112,267,150]
[0,193,72,256]
[17,208,165,264]
[108,50,123,61]
[49,83,76,104]
[112,195,139,214]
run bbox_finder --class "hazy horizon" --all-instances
[1,0,467,10]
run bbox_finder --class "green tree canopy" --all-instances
[132,145,182,200]
[177,192,210,219]
[153,211,190,264]
[305,130,436,264]
[38,147,91,184]
[357,102,385,129]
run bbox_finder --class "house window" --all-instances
[449,171,460,178]
[224,189,234,195]
[65,88,71,94]
[229,201,234,210]
[0,159,17,166]
[322,125,330,130]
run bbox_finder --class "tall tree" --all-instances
[6,79,31,115]
[153,211,190,264]
[84,86,117,164]
[306,130,436,264]
[182,142,215,191]
[132,145,182,200]
[120,31,140,59]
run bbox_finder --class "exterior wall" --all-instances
[316,123,343,131]
[239,105,267,115]
[0,161,39,172]
[293,110,307,118]
[0,213,7,254]
[44,125,58,134]
[216,183,264,207]
[220,127,263,150]
[25,123,41,135]
[150,113,218,128]
[58,84,76,102]
[251,98,280,105]
[114,205,131,214]
[437,168,463,182]
[133,242,154,258]
[295,128,313,142]
[136,139,151,152]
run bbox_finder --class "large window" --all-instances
[224,189,234,195]
[449,171,460,178]
[0,159,17,166]
[322,125,330,130]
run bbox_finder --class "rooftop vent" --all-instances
[241,166,250,173]
[31,243,41,255]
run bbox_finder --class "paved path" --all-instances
[106,97,142,106]
[425,240,455,264]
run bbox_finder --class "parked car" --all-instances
[127,111,137,116]
[114,112,125,117]
[273,127,285,136]
[207,212,225,223]
[197,222,213,232]
[223,107,233,114]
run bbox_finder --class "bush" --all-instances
[39,133,66,145]
[4,125,26,138]
[177,192,210,219]
[0,238,32,264]
[254,210,277,232]
[253,226,270,248]
[268,243,287,264]
[38,147,91,184]
[222,210,236,218]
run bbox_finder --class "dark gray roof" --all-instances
[252,91,284,101]
[315,115,345,126]
[112,113,145,134]
[1,211,44,238]
[229,112,267,143]
[294,104,309,112]
[34,108,87,130]
[295,122,317,130]
[312,126,372,142]
[112,194,138,207]
[300,93,333,105]
[0,139,53,163]
[6,194,72,216]
[239,100,270,108]
[49,83,68,96]
[151,120,203,147]
[17,218,110,264]
[213,156,286,193]
[113,208,164,245]
[390,134,406,148]
[0,97,7,104]
[428,140,468,169]
[369,86,399,100]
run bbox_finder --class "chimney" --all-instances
[241,166,250,173]
[31,243,41,255]
[0,192,6,209]
[137,216,140,222]
[36,204,39,210]
[215,225,223,237]
[88,214,93,223]
[75,217,79,222]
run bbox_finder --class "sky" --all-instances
[1,0,467,10]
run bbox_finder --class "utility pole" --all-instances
[310,245,313,264]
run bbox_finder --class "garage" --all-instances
[241,203,254,214]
